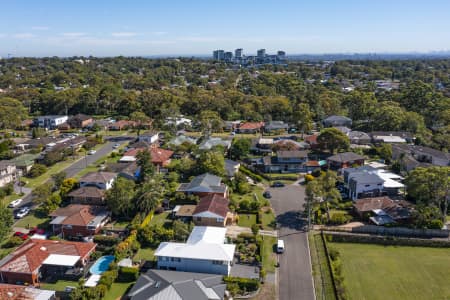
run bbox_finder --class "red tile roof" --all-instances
[123,147,173,166]
[304,135,318,144]
[49,204,107,226]
[305,160,320,167]
[0,284,51,300]
[194,194,230,218]
[239,122,264,130]
[0,239,96,274]
[353,196,396,213]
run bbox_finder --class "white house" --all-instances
[166,116,193,127]
[0,161,16,188]
[33,115,68,129]
[155,226,235,275]
[79,172,117,190]
[137,132,159,144]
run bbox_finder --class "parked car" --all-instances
[263,191,272,198]
[29,227,45,235]
[112,143,120,149]
[15,206,30,219]
[88,149,97,155]
[272,181,285,188]
[13,232,29,240]
[8,198,23,208]
[277,239,285,253]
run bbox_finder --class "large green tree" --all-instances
[198,151,225,176]
[230,138,251,160]
[136,176,165,214]
[317,128,350,154]
[0,204,13,241]
[106,177,136,219]
[292,103,313,136]
[0,97,27,129]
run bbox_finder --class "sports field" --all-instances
[329,242,450,300]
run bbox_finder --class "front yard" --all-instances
[238,214,257,227]
[329,241,450,300]
[14,212,50,228]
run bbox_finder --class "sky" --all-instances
[1,0,450,57]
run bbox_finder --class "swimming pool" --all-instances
[89,255,115,275]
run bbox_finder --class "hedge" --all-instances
[93,235,121,247]
[223,276,260,295]
[239,166,263,182]
[118,266,139,282]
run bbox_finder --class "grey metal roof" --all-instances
[128,270,225,300]
[349,172,383,184]
[177,173,227,194]
[327,152,365,163]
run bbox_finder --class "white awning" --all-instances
[50,216,67,225]
[119,156,136,162]
[42,254,80,266]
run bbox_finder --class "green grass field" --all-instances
[329,242,450,300]
[238,213,257,227]
[104,282,134,300]
[261,236,277,273]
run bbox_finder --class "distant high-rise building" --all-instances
[224,51,233,62]
[213,50,225,61]
[257,49,266,58]
[277,51,286,59]
[235,48,243,58]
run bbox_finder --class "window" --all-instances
[364,184,370,187]
[197,217,202,221]
[170,257,181,262]
[216,218,224,223]
[212,260,224,265]
[64,224,72,229]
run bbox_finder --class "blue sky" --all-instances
[1,0,450,57]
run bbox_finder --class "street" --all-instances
[12,136,132,218]
[268,182,315,300]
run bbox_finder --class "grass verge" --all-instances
[261,236,277,273]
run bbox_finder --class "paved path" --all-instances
[268,182,315,300]
[259,230,278,237]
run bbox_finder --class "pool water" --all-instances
[89,255,115,275]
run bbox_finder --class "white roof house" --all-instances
[155,226,236,275]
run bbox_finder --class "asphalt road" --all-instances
[12,136,132,219]
[268,182,315,300]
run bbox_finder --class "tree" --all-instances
[412,205,443,229]
[375,144,392,164]
[106,177,136,219]
[28,164,47,178]
[173,220,192,242]
[40,193,62,214]
[32,183,53,205]
[60,178,78,198]
[51,171,67,189]
[136,149,155,182]
[198,110,223,136]
[317,128,350,154]
[0,97,27,129]
[0,204,13,241]
[130,111,151,137]
[230,138,251,160]
[136,176,165,214]
[198,151,225,176]
[344,91,377,121]
[405,166,449,223]
[292,103,313,136]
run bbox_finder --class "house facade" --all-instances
[177,173,228,198]
[68,187,106,205]
[264,121,289,133]
[0,161,16,188]
[193,194,233,227]
[327,152,365,170]
[49,204,110,238]
[237,122,264,134]
[322,115,352,128]
[262,150,309,173]
[33,115,68,130]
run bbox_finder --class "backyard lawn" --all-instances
[329,242,450,300]
[133,247,155,262]
[104,282,134,300]
[41,279,79,291]
[238,214,257,227]
[150,211,171,226]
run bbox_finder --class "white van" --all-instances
[277,239,285,253]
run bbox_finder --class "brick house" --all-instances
[0,161,16,188]
[193,194,233,227]
[49,204,110,238]
[68,186,106,205]
[237,122,264,134]
[0,239,96,286]
[177,173,228,198]
[68,114,94,128]
[0,283,55,299]
[327,152,365,170]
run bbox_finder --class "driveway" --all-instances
[268,182,315,300]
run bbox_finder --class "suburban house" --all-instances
[327,152,366,170]
[33,115,68,130]
[127,269,226,300]
[333,126,351,135]
[155,226,236,275]
[49,204,110,238]
[344,165,405,200]
[165,116,193,128]
[370,131,415,144]
[68,186,107,205]
[224,120,241,131]
[273,139,310,151]
[67,114,93,128]
[262,150,309,173]
[8,153,39,176]
[353,196,412,225]
[106,162,140,181]
[225,159,240,178]
[236,122,264,134]
[177,173,228,198]
[392,144,450,168]
[169,134,198,147]
[264,121,289,133]
[198,137,232,151]
[0,284,55,300]
[108,120,137,131]
[0,161,16,188]
[348,131,371,145]
[0,239,96,286]
[137,131,160,144]
[193,194,233,227]
[251,137,274,154]
[120,147,173,169]
[79,172,117,190]
[304,134,319,149]
[322,115,352,128]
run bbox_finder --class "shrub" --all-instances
[304,174,315,182]
[251,224,259,235]
[118,266,139,282]
[223,277,260,295]
[98,269,118,289]
[93,235,121,247]
[28,164,47,178]
[4,236,24,248]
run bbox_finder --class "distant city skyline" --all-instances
[1,0,450,57]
